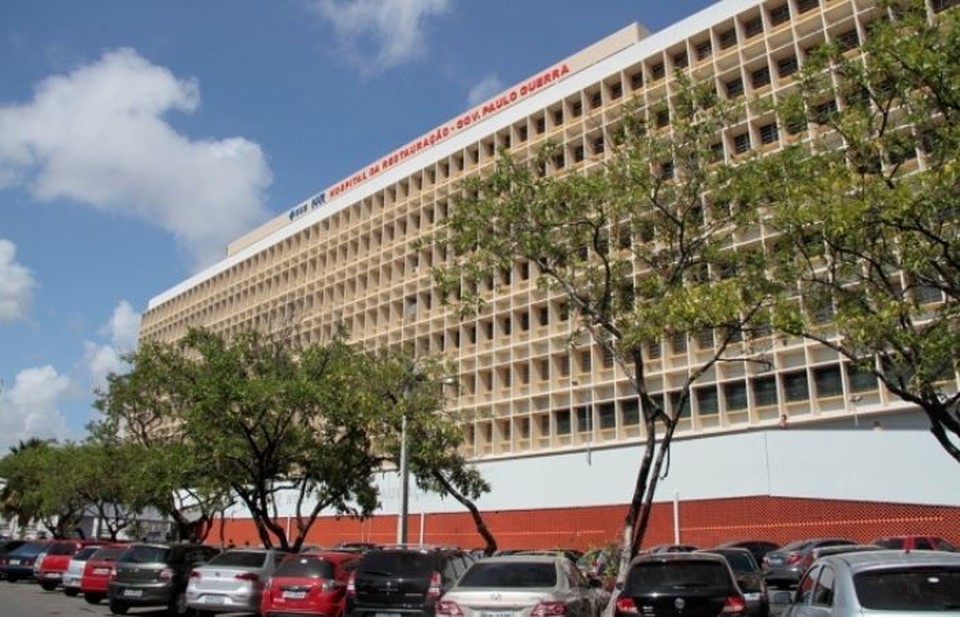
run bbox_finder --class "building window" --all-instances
[646,340,663,360]
[769,3,791,26]
[696,386,720,415]
[602,346,615,369]
[622,398,640,425]
[777,55,799,78]
[846,364,877,393]
[783,370,810,402]
[835,28,860,52]
[610,82,623,99]
[579,350,592,373]
[599,402,617,429]
[630,71,643,89]
[813,99,838,124]
[651,61,666,80]
[719,28,737,49]
[519,311,530,331]
[535,117,546,133]
[695,40,713,60]
[591,92,603,109]
[572,100,583,117]
[759,122,780,145]
[726,77,744,98]
[796,0,819,13]
[518,362,530,385]
[753,376,778,406]
[538,306,550,327]
[558,354,571,377]
[751,65,771,89]
[655,108,670,128]
[593,136,605,155]
[724,381,749,411]
[553,109,564,125]
[670,331,688,355]
[673,51,689,69]
[555,409,571,435]
[518,125,528,142]
[743,16,763,38]
[669,391,691,418]
[576,405,592,433]
[813,365,843,398]
[733,132,752,154]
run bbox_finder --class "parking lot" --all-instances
[0,579,256,617]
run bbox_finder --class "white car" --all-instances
[61,546,101,596]
[436,554,607,617]
[186,548,287,616]
[775,550,960,616]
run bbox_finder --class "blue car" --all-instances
[1,540,49,583]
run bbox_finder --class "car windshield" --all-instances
[780,540,813,551]
[626,562,730,591]
[91,547,127,561]
[712,552,755,573]
[275,556,335,578]
[458,562,558,588]
[120,546,170,564]
[48,543,77,555]
[9,542,46,556]
[206,550,268,568]
[854,567,960,610]
[360,551,436,576]
[73,547,100,561]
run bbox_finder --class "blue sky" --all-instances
[0,0,715,452]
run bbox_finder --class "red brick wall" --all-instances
[212,496,960,550]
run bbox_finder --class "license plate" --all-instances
[374,612,402,617]
[207,596,224,604]
[9,560,20,565]
[95,568,111,575]
[482,612,513,617]
[744,592,761,601]
[123,589,143,598]
[283,591,307,599]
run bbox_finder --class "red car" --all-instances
[261,551,360,617]
[872,535,957,551]
[36,539,102,591]
[79,544,129,605]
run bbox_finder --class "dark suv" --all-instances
[614,552,747,616]
[346,546,474,617]
[107,543,220,615]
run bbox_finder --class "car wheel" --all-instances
[84,592,104,604]
[109,598,129,615]
[197,611,216,617]
[64,587,79,597]
[40,580,58,591]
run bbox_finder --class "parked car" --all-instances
[61,545,102,596]
[700,548,769,617]
[762,538,857,588]
[186,547,288,615]
[80,544,130,605]
[715,540,780,567]
[0,540,48,582]
[107,542,220,615]
[346,546,475,617]
[0,540,27,580]
[436,554,607,617]
[36,538,101,591]
[807,544,884,562]
[645,543,699,554]
[774,549,960,615]
[871,534,957,551]
[613,552,747,616]
[261,550,361,617]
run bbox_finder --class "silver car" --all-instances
[186,547,287,615]
[776,550,960,616]
[61,545,101,596]
[435,554,607,617]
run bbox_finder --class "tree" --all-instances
[432,76,779,570]
[70,441,154,541]
[0,441,86,538]
[94,342,232,542]
[0,437,54,528]
[365,355,497,554]
[751,0,960,461]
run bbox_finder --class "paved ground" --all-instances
[0,579,256,617]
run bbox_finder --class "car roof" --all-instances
[820,549,960,573]
[631,552,729,566]
[471,554,565,565]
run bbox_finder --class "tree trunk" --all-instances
[431,470,498,555]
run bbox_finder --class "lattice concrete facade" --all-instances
[141,0,956,465]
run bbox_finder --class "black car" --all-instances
[347,546,474,617]
[614,552,747,617]
[700,548,769,617]
[0,540,28,580]
[107,542,219,615]
[714,540,779,567]
[0,540,48,583]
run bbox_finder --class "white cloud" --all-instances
[0,366,71,452]
[467,74,504,107]
[0,48,273,270]
[0,238,36,323]
[310,0,450,73]
[85,300,141,391]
